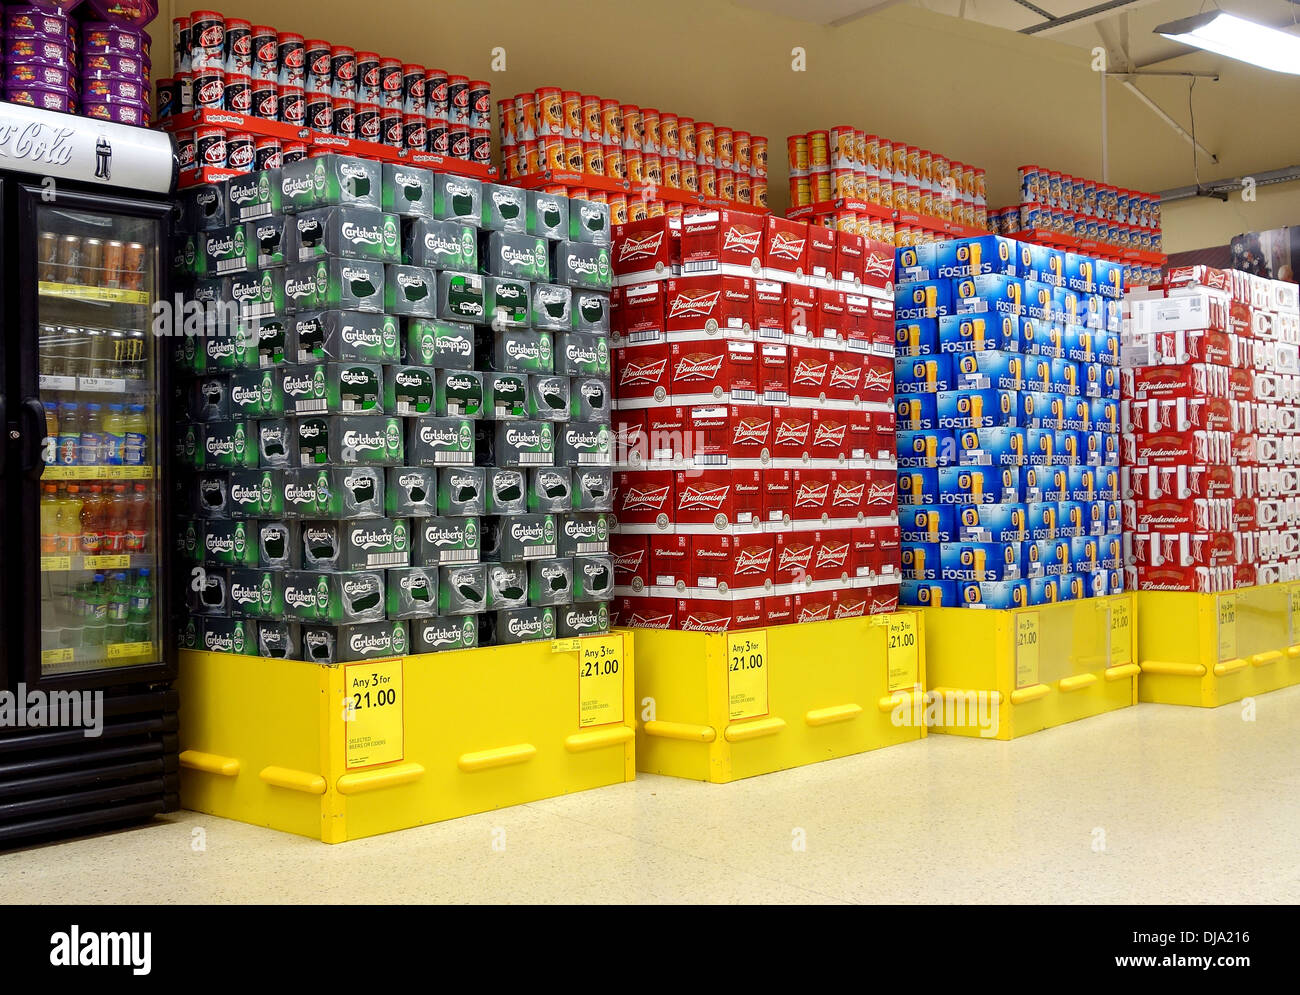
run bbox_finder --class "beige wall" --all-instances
[165,0,1300,243]
[1162,184,1300,255]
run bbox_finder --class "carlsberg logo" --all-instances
[446,375,473,391]
[340,161,369,180]
[285,276,316,298]
[231,581,260,604]
[399,472,425,489]
[230,385,261,405]
[206,436,235,455]
[395,371,425,388]
[341,221,384,244]
[505,339,539,360]
[351,529,393,549]
[397,272,428,290]
[350,632,392,653]
[341,265,372,283]
[340,369,372,386]
[511,521,546,541]
[283,374,315,394]
[508,616,543,636]
[505,427,543,447]
[423,232,461,257]
[420,425,456,445]
[342,323,380,346]
[285,484,318,502]
[342,430,384,449]
[283,175,313,196]
[285,586,317,608]
[501,245,541,267]
[439,335,473,356]
[343,578,376,598]
[230,483,261,504]
[568,254,598,275]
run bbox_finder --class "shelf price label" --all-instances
[1217,595,1238,663]
[42,648,74,666]
[1109,597,1132,666]
[1015,612,1040,689]
[106,641,152,659]
[344,658,404,770]
[884,613,920,693]
[85,554,129,570]
[577,635,625,729]
[41,556,71,572]
[727,630,769,721]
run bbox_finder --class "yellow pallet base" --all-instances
[1136,585,1300,707]
[176,636,636,843]
[919,593,1137,740]
[628,615,925,783]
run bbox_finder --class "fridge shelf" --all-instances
[40,553,153,573]
[38,281,150,305]
[42,641,156,670]
[39,374,153,396]
[42,465,154,481]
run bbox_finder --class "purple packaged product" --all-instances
[7,84,71,112]
[83,51,141,77]
[7,7,67,37]
[82,21,146,57]
[81,1,158,30]
[8,62,71,89]
[84,99,147,125]
[8,37,70,67]
[82,73,145,103]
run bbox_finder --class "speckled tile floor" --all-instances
[3,687,1298,904]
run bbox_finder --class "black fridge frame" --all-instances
[6,174,177,693]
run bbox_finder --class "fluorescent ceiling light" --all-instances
[1155,11,1300,75]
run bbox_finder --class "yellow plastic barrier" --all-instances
[919,593,1137,740]
[628,614,926,783]
[1135,584,1300,707]
[177,634,637,843]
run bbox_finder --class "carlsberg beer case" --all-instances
[171,158,612,666]
[1,106,180,846]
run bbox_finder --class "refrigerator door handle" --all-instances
[0,393,6,475]
[17,396,46,478]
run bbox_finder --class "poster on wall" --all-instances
[1230,226,1300,285]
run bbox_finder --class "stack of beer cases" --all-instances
[608,209,902,631]
[171,152,615,662]
[1121,266,1300,592]
[893,235,1125,609]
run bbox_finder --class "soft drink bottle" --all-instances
[80,483,105,555]
[101,403,126,465]
[127,568,153,642]
[81,402,103,466]
[123,404,147,466]
[40,484,60,553]
[125,483,150,553]
[57,401,81,465]
[42,401,59,465]
[107,572,130,623]
[83,573,108,647]
[104,483,128,553]
[58,484,82,554]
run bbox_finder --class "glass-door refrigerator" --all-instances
[0,104,179,847]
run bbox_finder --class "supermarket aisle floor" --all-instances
[4,686,1299,904]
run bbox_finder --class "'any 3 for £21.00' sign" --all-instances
[727,631,768,721]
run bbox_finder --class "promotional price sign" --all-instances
[1217,594,1237,664]
[727,630,769,721]
[577,635,625,728]
[884,613,920,693]
[1110,598,1132,666]
[1289,585,1300,647]
[344,658,404,769]
[1015,612,1040,688]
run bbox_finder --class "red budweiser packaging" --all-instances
[731,532,777,590]
[828,470,866,520]
[673,468,762,526]
[812,528,854,583]
[1125,363,1230,400]
[1126,464,1235,500]
[1228,367,1255,401]
[792,467,833,522]
[834,230,865,285]
[774,531,816,586]
[686,533,734,590]
[669,338,757,403]
[865,468,898,515]
[810,409,852,462]
[665,274,752,336]
[763,215,809,278]
[1122,429,1233,467]
[613,216,679,280]
[731,597,766,630]
[844,293,873,351]
[788,344,832,403]
[612,595,676,628]
[611,533,650,590]
[688,404,771,463]
[1132,564,1228,593]
[650,532,690,587]
[613,280,665,345]
[1165,265,1232,293]
[614,342,670,404]
[643,405,687,461]
[675,598,733,632]
[1125,497,1233,533]
[751,279,786,341]
[679,208,765,274]
[765,594,795,626]
[818,289,847,343]
[805,224,836,284]
[770,407,812,462]
[834,588,870,619]
[793,589,836,624]
[785,283,819,338]
[614,469,674,525]
[869,582,900,614]
[613,410,648,463]
[759,341,789,405]
[1128,395,1232,434]
[763,467,793,525]
[825,350,863,403]
[867,295,894,347]
[1139,328,1235,367]
[861,239,896,295]
[862,352,894,404]
[850,407,879,460]
[1128,531,1237,569]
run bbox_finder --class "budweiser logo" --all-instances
[735,547,773,574]
[612,549,645,573]
[669,290,720,318]
[774,420,811,445]
[832,482,864,505]
[870,595,899,613]
[817,542,849,568]
[623,485,671,511]
[620,358,668,385]
[679,485,731,511]
[627,609,673,628]
[867,482,896,504]
[722,226,762,254]
[798,603,831,623]
[813,423,846,447]
[863,367,892,390]
[791,361,828,386]
[835,598,868,617]
[863,253,892,278]
[769,232,806,261]
[829,365,862,389]
[680,614,729,632]
[674,353,725,381]
[795,482,829,506]
[618,231,664,262]
[732,419,770,444]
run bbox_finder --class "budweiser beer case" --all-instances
[174,157,616,656]
[894,236,1124,608]
[1121,268,1300,591]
